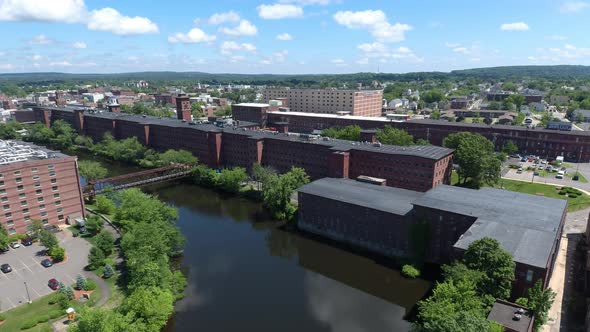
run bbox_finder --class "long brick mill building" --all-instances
[231,106,590,162]
[25,104,454,192]
[298,178,567,298]
[0,140,85,235]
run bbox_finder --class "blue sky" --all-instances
[0,0,589,74]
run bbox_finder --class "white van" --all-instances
[556,171,564,179]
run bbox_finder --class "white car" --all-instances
[556,171,565,179]
[10,241,21,249]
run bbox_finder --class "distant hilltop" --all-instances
[2,65,590,84]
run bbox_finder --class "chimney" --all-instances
[108,104,121,113]
[175,94,192,121]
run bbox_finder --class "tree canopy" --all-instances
[321,125,362,141]
[376,126,414,146]
[78,160,108,182]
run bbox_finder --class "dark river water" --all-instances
[77,152,432,332]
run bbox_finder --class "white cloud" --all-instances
[208,11,240,24]
[331,58,345,64]
[229,55,244,63]
[49,60,72,66]
[276,33,293,41]
[357,42,386,53]
[560,1,590,13]
[0,63,14,70]
[500,22,529,31]
[220,19,257,36]
[333,10,411,42]
[259,59,272,65]
[30,54,42,61]
[452,47,470,54]
[29,34,53,45]
[356,57,369,65]
[71,41,87,49]
[87,8,158,35]
[0,0,86,23]
[257,4,303,19]
[565,43,577,50]
[168,28,216,43]
[219,41,257,55]
[445,42,460,47]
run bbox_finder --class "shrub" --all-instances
[95,195,116,215]
[20,319,38,330]
[558,191,567,195]
[49,246,65,262]
[0,313,5,321]
[76,274,88,290]
[103,263,114,279]
[48,310,64,319]
[85,279,97,291]
[402,264,421,278]
[36,315,50,323]
[88,246,105,270]
[58,293,70,309]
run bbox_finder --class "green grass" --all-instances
[574,172,589,183]
[0,294,56,332]
[498,179,590,211]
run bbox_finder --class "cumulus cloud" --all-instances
[29,34,53,45]
[257,4,304,19]
[71,41,87,49]
[500,22,529,31]
[333,10,411,42]
[168,28,216,43]
[0,0,86,23]
[276,33,293,40]
[357,42,386,53]
[208,11,240,24]
[0,0,159,36]
[331,58,345,64]
[560,1,590,13]
[219,41,256,55]
[220,19,257,36]
[87,8,159,35]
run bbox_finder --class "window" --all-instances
[55,201,61,206]
[526,270,534,282]
[26,225,33,232]
[20,201,27,207]
[36,189,42,195]
[0,181,4,186]
[53,193,60,199]
[42,219,48,225]
[32,175,40,180]
[37,197,44,202]
[0,173,3,178]
[31,167,38,173]
[4,212,10,218]
[13,170,20,176]
[6,220,13,226]
[58,215,64,221]
[22,208,29,214]
[48,165,54,170]
[24,216,30,222]
[50,179,57,184]
[40,211,47,217]
[1,197,7,203]
[57,207,63,213]
[2,204,9,210]
[34,181,40,187]
[8,228,15,235]
[49,171,55,177]
[17,185,24,191]
[52,186,58,192]
[15,177,22,183]
[0,189,4,195]
[39,204,45,210]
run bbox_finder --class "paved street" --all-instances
[0,230,90,312]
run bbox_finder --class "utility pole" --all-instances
[24,281,31,304]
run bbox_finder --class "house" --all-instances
[388,99,403,108]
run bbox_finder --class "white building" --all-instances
[81,93,105,103]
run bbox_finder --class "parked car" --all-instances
[79,226,88,235]
[10,241,20,249]
[546,166,552,172]
[556,171,565,179]
[41,259,53,268]
[517,167,523,174]
[534,171,540,176]
[561,167,567,172]
[21,237,33,246]
[48,278,59,290]
[574,175,580,181]
[1,263,12,273]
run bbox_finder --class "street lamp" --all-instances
[24,281,31,304]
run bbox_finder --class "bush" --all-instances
[402,264,421,278]
[20,318,38,330]
[88,246,106,270]
[85,279,97,291]
[103,263,114,279]
[0,313,5,321]
[96,195,116,215]
[36,315,50,323]
[58,293,70,309]
[48,310,64,319]
[76,274,88,290]
[49,246,65,262]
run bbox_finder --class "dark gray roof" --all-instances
[412,185,566,268]
[573,109,590,118]
[298,178,422,216]
[487,301,533,332]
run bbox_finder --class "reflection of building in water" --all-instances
[296,235,431,314]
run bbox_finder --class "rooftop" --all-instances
[234,103,270,108]
[487,300,534,332]
[298,178,422,216]
[412,185,567,268]
[0,140,68,166]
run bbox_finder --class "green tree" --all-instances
[192,165,218,187]
[0,223,8,251]
[526,280,556,331]
[58,283,74,300]
[49,119,78,150]
[464,237,515,300]
[103,264,115,279]
[159,149,197,165]
[39,230,59,250]
[443,132,500,187]
[85,215,104,236]
[217,167,248,193]
[26,122,54,144]
[502,140,518,155]
[422,89,444,103]
[487,101,501,110]
[96,195,116,215]
[430,110,441,120]
[49,246,65,262]
[502,81,517,91]
[540,112,553,127]
[251,163,276,191]
[95,231,115,256]
[513,112,525,125]
[121,287,175,331]
[505,94,525,110]
[321,125,362,141]
[76,274,88,290]
[262,167,309,220]
[78,160,108,182]
[88,246,106,270]
[376,126,414,146]
[69,308,134,332]
[576,112,585,123]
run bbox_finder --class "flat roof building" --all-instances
[0,140,85,235]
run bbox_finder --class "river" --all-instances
[78,153,432,332]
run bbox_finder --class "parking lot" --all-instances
[0,230,90,312]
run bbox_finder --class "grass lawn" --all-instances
[497,178,590,211]
[574,171,589,183]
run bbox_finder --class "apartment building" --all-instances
[263,88,383,117]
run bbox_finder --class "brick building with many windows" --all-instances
[0,140,85,235]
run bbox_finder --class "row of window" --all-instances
[0,165,55,179]
[0,177,57,187]
[5,216,64,235]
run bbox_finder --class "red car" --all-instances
[48,278,59,290]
